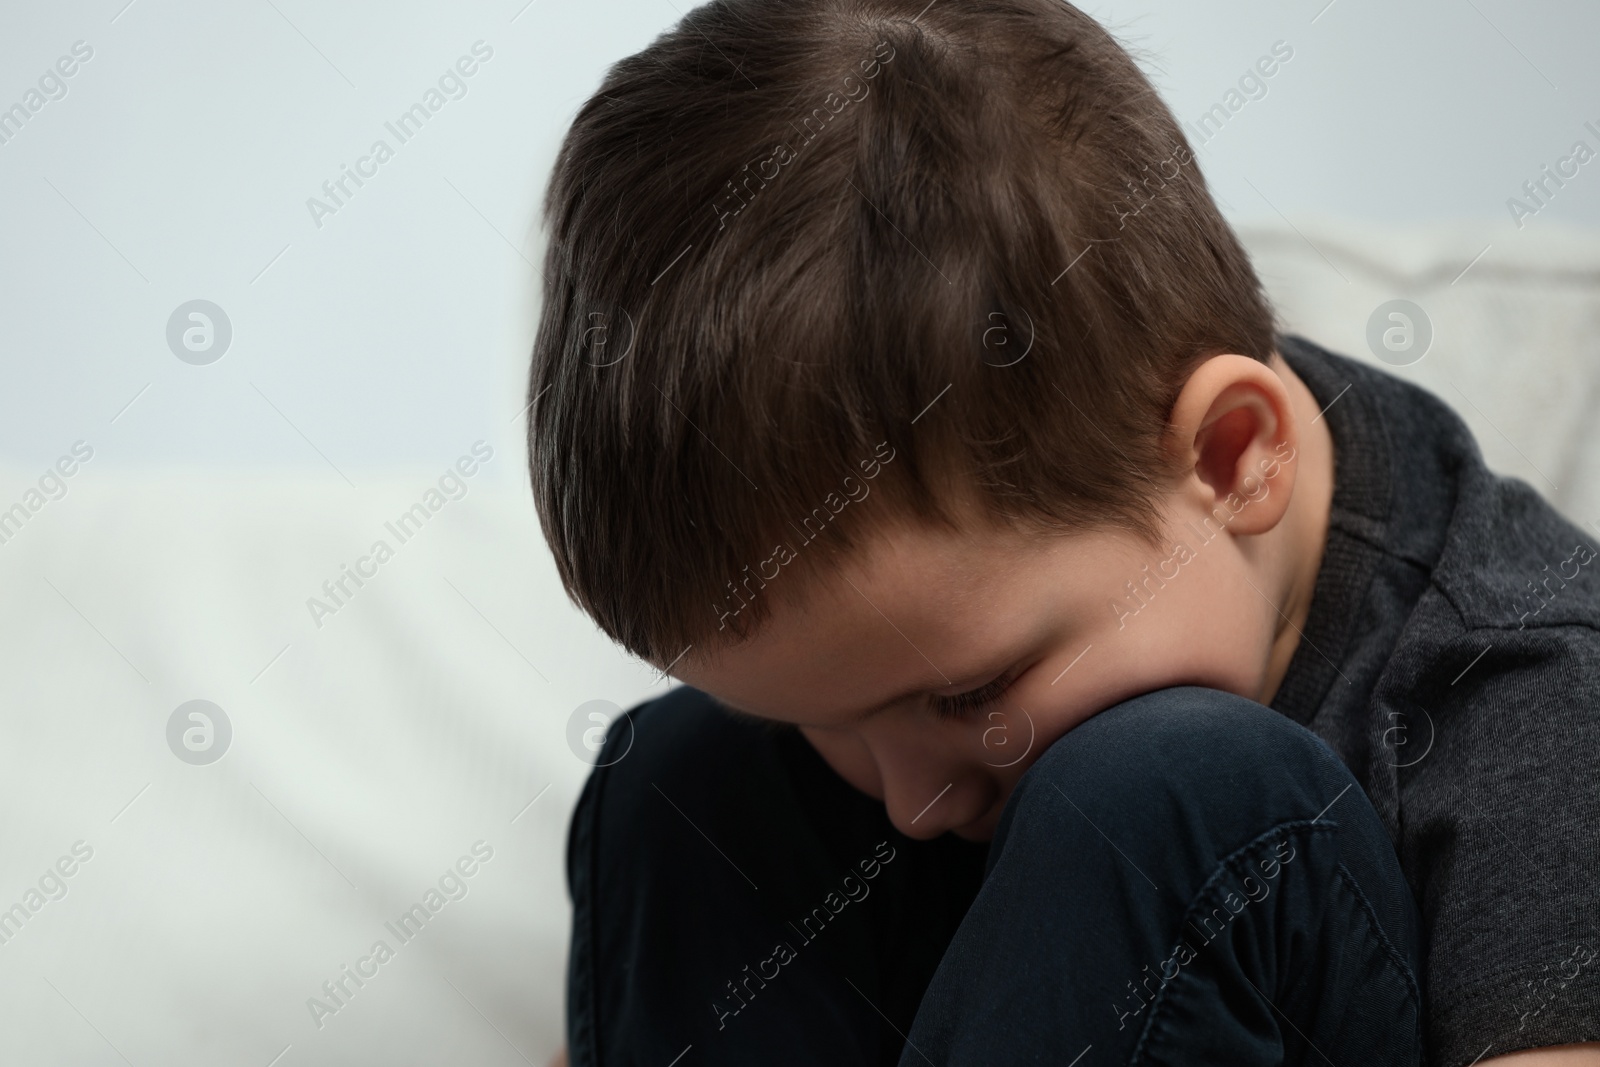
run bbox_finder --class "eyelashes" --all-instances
[930,673,1015,721]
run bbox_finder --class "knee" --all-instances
[997,686,1356,859]
[1040,685,1340,783]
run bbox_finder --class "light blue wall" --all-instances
[1,0,1594,474]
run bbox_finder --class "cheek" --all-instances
[1089,551,1273,699]
[799,726,883,799]
[1005,548,1273,748]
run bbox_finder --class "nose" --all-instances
[869,737,993,839]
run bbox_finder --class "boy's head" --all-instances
[530,0,1311,838]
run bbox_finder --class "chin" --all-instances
[950,806,1004,842]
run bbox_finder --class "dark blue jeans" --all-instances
[565,686,1424,1066]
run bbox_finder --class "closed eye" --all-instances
[930,672,1015,721]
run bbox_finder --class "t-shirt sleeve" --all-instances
[1395,622,1600,1063]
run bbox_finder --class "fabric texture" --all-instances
[901,686,1424,1067]
[566,685,1425,1067]
[1274,335,1600,1063]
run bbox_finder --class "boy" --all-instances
[528,1,1600,1063]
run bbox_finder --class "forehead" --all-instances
[673,517,1119,724]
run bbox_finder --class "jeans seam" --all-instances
[1332,860,1425,1051]
[1127,822,1424,1067]
[1128,820,1336,1066]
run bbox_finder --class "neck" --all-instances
[1257,353,1336,704]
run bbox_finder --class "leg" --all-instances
[565,685,988,1066]
[903,686,1424,1066]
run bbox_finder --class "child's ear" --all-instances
[1163,353,1298,537]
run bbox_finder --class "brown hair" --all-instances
[528,0,1277,664]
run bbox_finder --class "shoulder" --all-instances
[570,684,768,829]
[1281,335,1600,636]
[565,685,764,879]
[1280,337,1600,1058]
[1429,468,1600,635]
[1372,598,1600,1062]
[1372,615,1600,1059]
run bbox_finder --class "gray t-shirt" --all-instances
[1274,335,1600,1064]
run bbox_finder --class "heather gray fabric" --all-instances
[1274,335,1600,1064]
